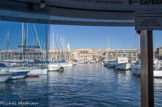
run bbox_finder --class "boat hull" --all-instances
[104,61,117,68]
[28,68,47,75]
[61,63,73,67]
[10,69,29,79]
[0,73,11,82]
[106,64,116,68]
[130,66,141,76]
[115,63,131,70]
[27,74,39,77]
[131,65,162,78]
[153,70,162,78]
[48,64,62,71]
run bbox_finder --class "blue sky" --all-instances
[0,21,161,50]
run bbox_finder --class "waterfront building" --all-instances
[48,49,71,61]
[106,49,139,62]
[0,48,139,62]
[155,47,162,60]
[71,49,93,62]
[71,48,139,63]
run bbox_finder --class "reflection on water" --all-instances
[0,75,48,107]
[154,79,162,107]
[48,64,141,107]
[0,64,162,106]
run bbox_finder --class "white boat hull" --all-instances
[115,63,131,70]
[0,73,11,82]
[48,64,62,71]
[153,70,162,78]
[29,68,48,75]
[61,63,73,67]
[131,65,162,78]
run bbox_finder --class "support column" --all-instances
[140,30,154,107]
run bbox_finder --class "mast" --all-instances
[33,24,45,61]
[7,31,9,60]
[26,23,28,61]
[67,42,71,61]
[53,33,55,62]
[58,34,61,61]
[106,36,109,60]
[7,31,9,50]
[63,36,66,61]
[27,23,28,46]
[22,22,24,60]
[45,24,48,61]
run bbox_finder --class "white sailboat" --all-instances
[27,24,48,76]
[103,37,110,67]
[28,67,47,76]
[59,36,73,68]
[61,62,73,67]
[48,33,63,71]
[48,63,63,71]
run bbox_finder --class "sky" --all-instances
[0,20,162,50]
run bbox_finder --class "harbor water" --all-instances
[1,64,162,106]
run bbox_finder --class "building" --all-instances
[155,47,162,60]
[106,49,139,62]
[71,49,93,62]
[71,48,139,63]
[0,48,139,62]
[48,49,71,61]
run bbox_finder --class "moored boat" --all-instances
[9,68,29,79]
[154,70,162,78]
[130,65,141,76]
[115,63,131,70]
[114,57,131,70]
[48,63,62,71]
[28,67,47,76]
[131,65,162,78]
[0,70,11,82]
[61,62,73,67]
[105,60,117,68]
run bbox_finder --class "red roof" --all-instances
[80,51,89,54]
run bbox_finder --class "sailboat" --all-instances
[27,23,48,76]
[60,37,73,68]
[48,33,63,72]
[130,35,162,77]
[103,37,117,68]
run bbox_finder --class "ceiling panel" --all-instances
[0,0,135,26]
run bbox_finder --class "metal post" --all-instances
[140,30,154,107]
